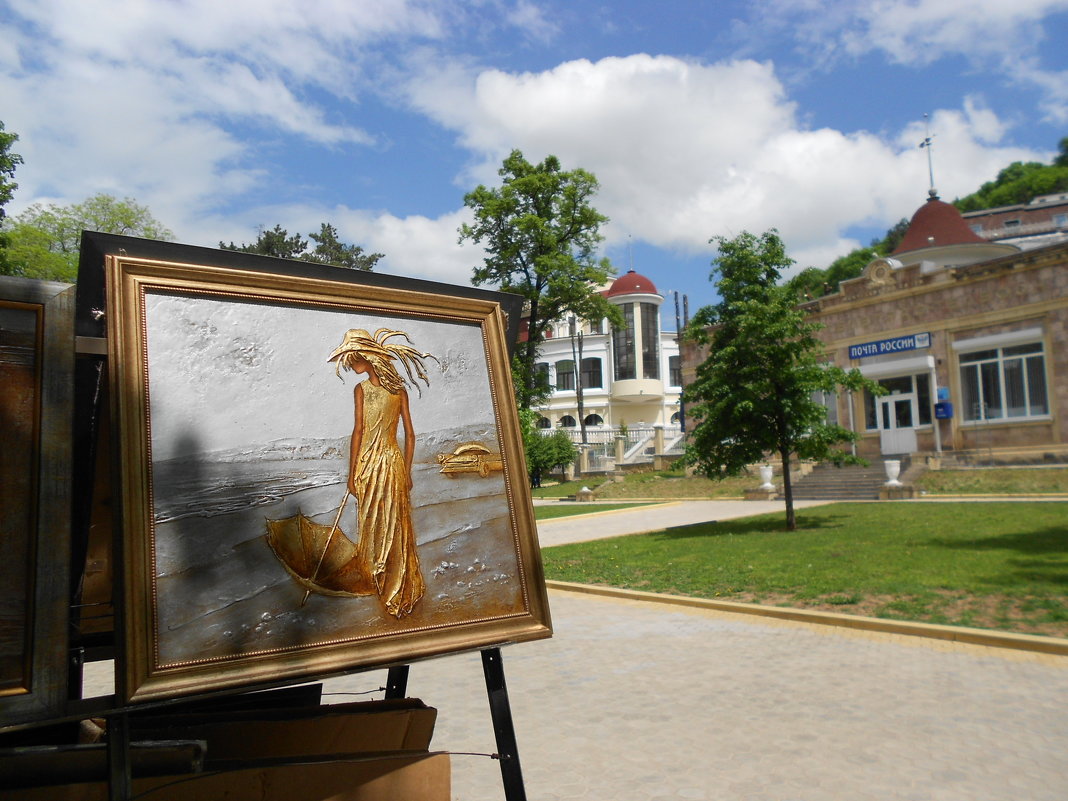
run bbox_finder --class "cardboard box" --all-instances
[2,752,451,801]
[131,698,437,763]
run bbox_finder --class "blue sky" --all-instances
[2,0,1067,327]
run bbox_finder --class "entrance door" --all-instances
[879,393,918,454]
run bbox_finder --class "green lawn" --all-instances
[534,502,658,521]
[542,501,1068,637]
[917,467,1068,495]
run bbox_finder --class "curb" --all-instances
[545,580,1068,657]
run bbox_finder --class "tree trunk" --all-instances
[779,445,796,531]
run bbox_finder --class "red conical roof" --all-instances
[892,192,986,255]
[605,269,658,297]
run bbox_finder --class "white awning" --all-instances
[858,354,936,379]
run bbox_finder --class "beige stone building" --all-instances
[684,191,1068,463]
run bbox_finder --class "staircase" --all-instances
[779,461,903,501]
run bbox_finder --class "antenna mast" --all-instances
[919,113,936,195]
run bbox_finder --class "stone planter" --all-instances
[884,459,903,487]
[758,464,775,490]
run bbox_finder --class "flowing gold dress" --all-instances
[336,381,425,617]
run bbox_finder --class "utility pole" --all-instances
[569,316,587,444]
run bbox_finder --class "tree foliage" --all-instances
[2,193,174,282]
[518,409,577,480]
[0,121,22,222]
[459,150,621,409]
[684,230,878,531]
[0,121,24,273]
[954,137,1068,211]
[221,223,382,271]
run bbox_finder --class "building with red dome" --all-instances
[533,269,684,470]
[783,191,1068,461]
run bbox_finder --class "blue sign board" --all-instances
[849,332,931,360]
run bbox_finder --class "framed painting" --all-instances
[103,251,551,703]
[0,276,73,728]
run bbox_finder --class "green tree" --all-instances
[518,409,577,484]
[0,121,24,273]
[459,150,621,409]
[2,193,173,282]
[684,230,878,531]
[221,223,381,270]
[953,137,1068,211]
[0,122,22,222]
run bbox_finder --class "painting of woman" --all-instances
[314,327,435,618]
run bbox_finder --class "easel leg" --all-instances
[107,711,131,801]
[385,665,410,699]
[481,648,527,801]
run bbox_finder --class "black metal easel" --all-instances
[386,649,527,801]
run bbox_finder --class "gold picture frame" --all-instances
[104,252,550,703]
[0,276,73,728]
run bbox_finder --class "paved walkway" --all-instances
[319,500,1068,800]
[533,498,831,547]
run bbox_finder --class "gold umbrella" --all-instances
[265,493,374,605]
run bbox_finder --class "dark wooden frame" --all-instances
[0,276,74,728]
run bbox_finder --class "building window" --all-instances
[811,389,838,426]
[558,415,577,428]
[583,413,604,427]
[640,302,660,379]
[669,355,681,387]
[969,223,983,234]
[555,359,575,391]
[536,416,551,429]
[581,357,602,389]
[612,304,636,381]
[1003,219,1020,228]
[1054,213,1068,228]
[960,342,1048,421]
[862,374,932,430]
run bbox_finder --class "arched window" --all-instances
[555,359,575,391]
[536,416,552,429]
[584,413,604,427]
[670,412,680,424]
[558,415,577,428]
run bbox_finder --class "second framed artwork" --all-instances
[104,251,550,702]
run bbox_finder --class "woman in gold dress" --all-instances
[326,328,436,618]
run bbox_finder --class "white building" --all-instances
[533,269,684,467]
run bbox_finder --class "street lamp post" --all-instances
[569,315,587,445]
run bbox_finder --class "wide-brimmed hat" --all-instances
[327,328,379,362]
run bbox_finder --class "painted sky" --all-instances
[3,0,1067,322]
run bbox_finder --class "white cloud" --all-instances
[0,0,451,213]
[341,207,482,286]
[406,54,1045,277]
[1,2,1060,293]
[761,0,1068,121]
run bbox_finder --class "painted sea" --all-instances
[149,423,529,667]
